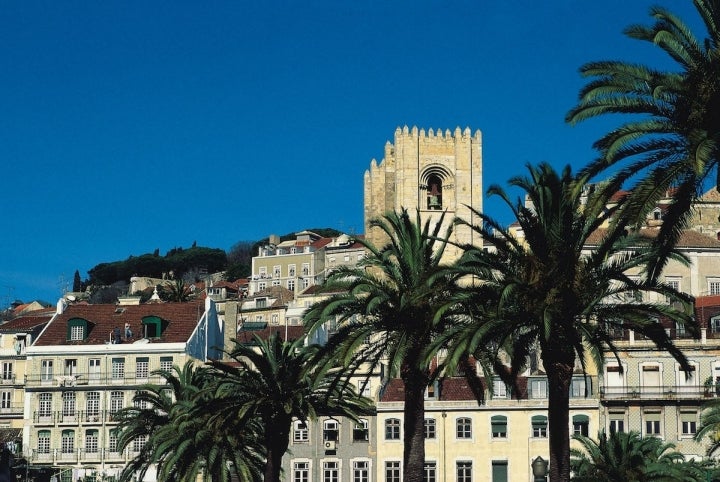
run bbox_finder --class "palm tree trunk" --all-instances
[544,352,574,482]
[402,364,429,482]
[264,421,291,482]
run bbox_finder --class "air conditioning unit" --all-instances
[324,440,337,451]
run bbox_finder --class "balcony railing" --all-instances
[33,410,122,425]
[29,447,139,464]
[600,384,707,400]
[26,372,168,388]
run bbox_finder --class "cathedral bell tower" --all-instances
[364,126,483,259]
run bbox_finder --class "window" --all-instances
[288,265,296,277]
[67,318,87,341]
[62,391,76,417]
[456,417,472,439]
[70,325,84,341]
[293,420,309,443]
[272,280,281,287]
[426,174,444,210]
[573,414,589,437]
[323,461,339,482]
[258,281,267,291]
[86,392,100,418]
[38,393,52,417]
[681,411,697,436]
[710,278,720,296]
[85,429,99,453]
[1,362,12,381]
[491,415,507,438]
[256,298,267,308]
[424,462,436,482]
[571,377,589,398]
[609,412,625,433]
[110,391,124,415]
[108,430,119,453]
[385,418,401,440]
[111,358,125,380]
[712,316,720,334]
[64,359,77,376]
[133,434,147,452]
[645,410,661,436]
[136,357,149,379]
[385,461,400,482]
[641,365,661,394]
[302,278,311,289]
[324,419,339,441]
[88,358,101,381]
[426,381,438,399]
[353,419,369,441]
[0,391,11,410]
[530,379,547,398]
[456,461,472,482]
[353,460,369,482]
[491,461,508,482]
[532,415,548,438]
[424,418,436,439]
[61,429,75,453]
[288,279,296,291]
[357,380,371,398]
[273,266,281,278]
[271,314,279,325]
[37,430,51,453]
[41,359,53,381]
[134,391,150,410]
[293,461,310,482]
[492,379,507,398]
[160,356,173,372]
[302,264,310,276]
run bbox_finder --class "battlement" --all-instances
[394,125,481,143]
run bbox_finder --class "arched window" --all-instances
[426,174,443,210]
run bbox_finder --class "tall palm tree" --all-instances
[571,430,703,482]
[115,361,264,482]
[566,0,720,278]
[448,163,695,482]
[304,209,465,482]
[203,332,374,482]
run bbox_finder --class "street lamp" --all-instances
[531,456,548,482]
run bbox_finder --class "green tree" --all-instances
[566,0,720,278]
[72,270,82,292]
[694,396,720,456]
[571,430,704,482]
[304,209,465,482]
[114,361,264,482]
[203,332,373,482]
[160,278,193,302]
[448,163,696,482]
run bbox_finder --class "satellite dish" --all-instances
[66,295,76,302]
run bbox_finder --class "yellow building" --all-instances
[376,374,598,482]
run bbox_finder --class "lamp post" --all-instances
[531,456,548,482]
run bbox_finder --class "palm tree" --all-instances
[115,361,264,482]
[694,397,720,456]
[566,0,720,278]
[203,332,374,482]
[304,209,465,482]
[448,163,695,482]
[571,430,703,482]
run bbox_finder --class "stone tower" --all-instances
[364,126,483,257]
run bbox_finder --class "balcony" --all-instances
[28,447,136,465]
[26,372,167,388]
[600,384,706,401]
[33,410,121,425]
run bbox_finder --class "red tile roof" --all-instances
[585,228,720,249]
[380,377,487,402]
[34,301,206,346]
[234,325,305,344]
[0,314,53,333]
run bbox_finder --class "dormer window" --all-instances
[141,316,164,338]
[67,318,89,341]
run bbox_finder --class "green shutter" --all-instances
[531,415,547,427]
[492,461,508,482]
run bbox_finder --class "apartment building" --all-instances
[22,298,221,481]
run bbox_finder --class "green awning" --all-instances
[240,322,268,331]
[573,414,589,424]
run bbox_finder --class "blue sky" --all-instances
[0,0,703,304]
